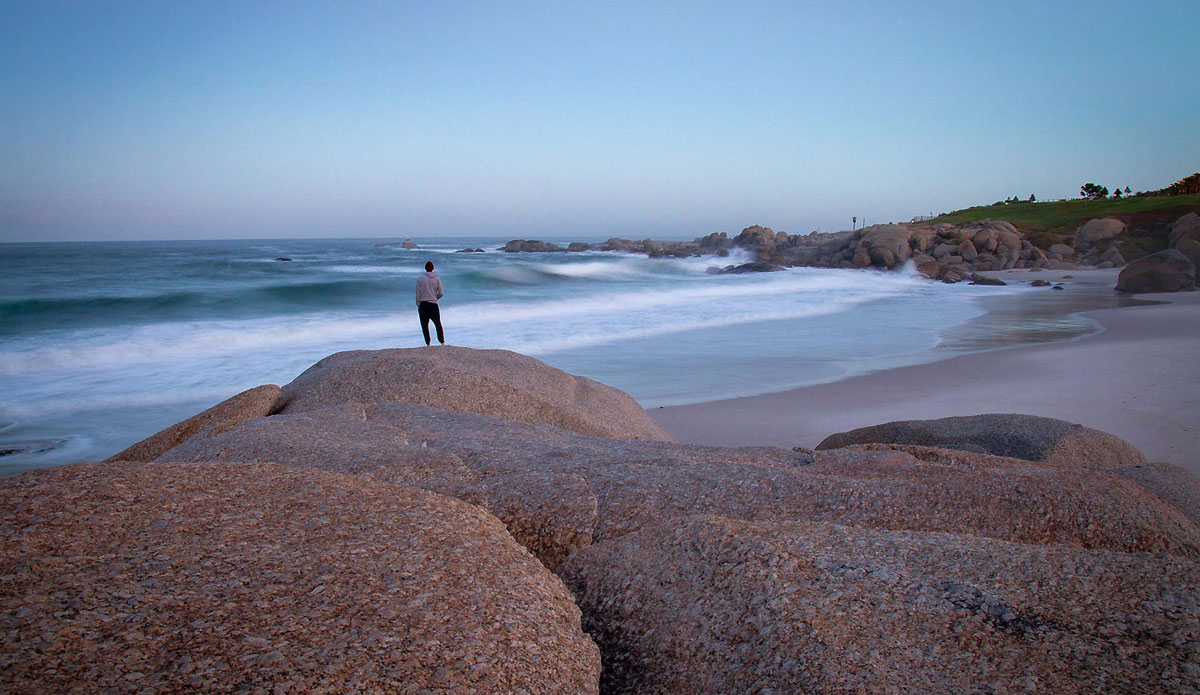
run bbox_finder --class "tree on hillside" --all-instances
[1124,186,1131,195]
[1113,187,1123,198]
[1080,183,1108,199]
[1029,194,1036,202]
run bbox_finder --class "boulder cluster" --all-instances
[3,348,1198,693]
[1117,213,1200,292]
[498,214,1198,285]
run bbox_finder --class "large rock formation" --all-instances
[152,401,1200,563]
[815,413,1147,470]
[19,348,1200,693]
[104,384,281,462]
[559,516,1200,695]
[1116,248,1196,293]
[275,346,675,441]
[0,461,601,694]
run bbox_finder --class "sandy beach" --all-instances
[652,269,1200,476]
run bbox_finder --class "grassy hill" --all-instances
[930,195,1200,258]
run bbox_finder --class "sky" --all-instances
[2,1,1197,242]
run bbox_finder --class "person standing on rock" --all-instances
[415,261,445,346]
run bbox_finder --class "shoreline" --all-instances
[651,269,1200,476]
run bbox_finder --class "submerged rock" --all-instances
[705,261,785,274]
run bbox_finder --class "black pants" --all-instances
[418,301,444,345]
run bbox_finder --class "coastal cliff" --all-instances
[3,347,1198,693]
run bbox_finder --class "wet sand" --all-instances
[651,269,1200,476]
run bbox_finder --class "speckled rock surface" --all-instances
[276,347,674,441]
[558,516,1200,695]
[152,403,487,506]
[363,403,1200,558]
[0,462,600,695]
[105,384,281,462]
[1114,460,1200,529]
[815,413,1147,469]
[28,349,1200,694]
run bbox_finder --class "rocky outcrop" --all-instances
[0,461,601,694]
[559,516,1200,695]
[26,349,1200,693]
[401,238,419,249]
[353,401,1198,558]
[1073,218,1126,250]
[815,413,1146,469]
[104,384,281,462]
[502,239,566,253]
[276,346,675,441]
[1116,249,1196,293]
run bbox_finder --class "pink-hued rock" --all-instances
[364,403,1200,559]
[1114,460,1200,529]
[816,413,1146,469]
[276,347,674,441]
[105,384,281,462]
[155,403,488,506]
[0,462,600,695]
[558,516,1200,695]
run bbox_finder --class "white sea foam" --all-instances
[0,266,960,377]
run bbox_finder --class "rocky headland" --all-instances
[502,211,1200,288]
[3,347,1198,693]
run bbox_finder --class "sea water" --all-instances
[0,237,1113,475]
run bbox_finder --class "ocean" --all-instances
[0,237,1122,475]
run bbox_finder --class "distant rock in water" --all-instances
[1116,249,1196,293]
[373,239,420,249]
[502,239,566,253]
[455,247,485,253]
[705,262,786,274]
[967,273,1006,286]
[274,256,292,262]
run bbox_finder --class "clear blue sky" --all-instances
[2,0,1197,241]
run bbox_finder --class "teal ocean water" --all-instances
[0,237,1116,475]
